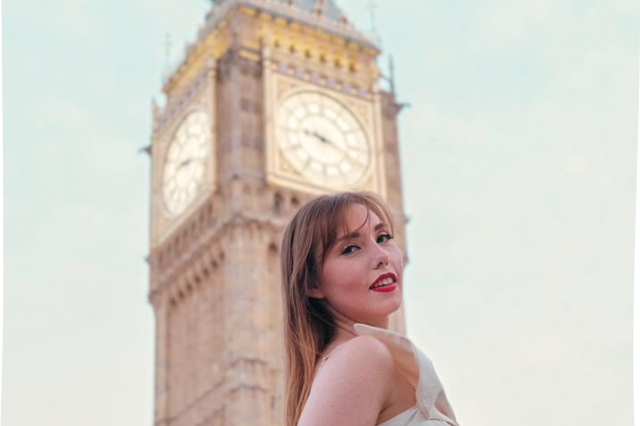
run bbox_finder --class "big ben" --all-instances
[147,1,409,425]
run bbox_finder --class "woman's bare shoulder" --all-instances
[324,335,393,366]
[299,335,395,426]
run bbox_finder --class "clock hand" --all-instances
[302,128,319,141]
[312,131,331,144]
[303,128,332,145]
[178,158,193,169]
[302,128,365,165]
[326,140,368,167]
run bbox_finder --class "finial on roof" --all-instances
[313,0,327,16]
[389,55,395,94]
[367,0,381,44]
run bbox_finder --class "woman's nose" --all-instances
[373,244,390,269]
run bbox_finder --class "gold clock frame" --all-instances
[160,109,213,218]
[151,63,217,248]
[265,71,388,199]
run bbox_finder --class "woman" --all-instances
[280,191,460,426]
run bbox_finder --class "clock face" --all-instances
[276,91,371,187]
[162,110,210,217]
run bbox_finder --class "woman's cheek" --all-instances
[393,246,404,263]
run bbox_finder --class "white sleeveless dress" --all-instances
[318,323,460,426]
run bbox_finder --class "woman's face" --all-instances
[310,203,403,323]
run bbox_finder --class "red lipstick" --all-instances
[370,272,397,288]
[370,283,397,292]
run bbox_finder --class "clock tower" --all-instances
[147,1,409,425]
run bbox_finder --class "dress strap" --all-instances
[353,322,460,426]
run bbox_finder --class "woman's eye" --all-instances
[378,233,394,243]
[341,234,394,255]
[341,245,358,255]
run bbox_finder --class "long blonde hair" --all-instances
[280,191,396,426]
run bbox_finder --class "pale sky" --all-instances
[3,0,638,425]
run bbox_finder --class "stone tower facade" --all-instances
[147,1,409,425]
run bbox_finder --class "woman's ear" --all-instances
[308,283,325,299]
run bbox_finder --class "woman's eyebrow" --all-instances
[336,222,388,243]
